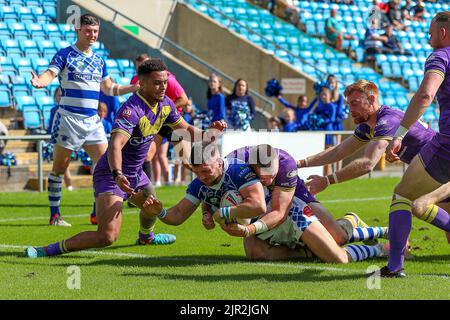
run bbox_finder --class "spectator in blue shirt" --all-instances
[277,94,313,129]
[206,73,226,123]
[282,108,298,132]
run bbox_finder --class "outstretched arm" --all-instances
[30,70,56,89]
[306,139,388,195]
[100,77,139,96]
[298,136,366,168]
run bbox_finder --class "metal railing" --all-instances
[182,0,335,80]
[1,131,405,193]
[92,0,276,115]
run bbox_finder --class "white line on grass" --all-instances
[0,197,392,223]
[0,244,448,279]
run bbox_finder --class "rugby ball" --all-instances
[220,190,251,225]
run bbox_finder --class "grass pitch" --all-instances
[0,177,448,300]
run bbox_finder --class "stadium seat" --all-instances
[8,21,29,38]
[23,105,43,129]
[0,85,11,107]
[16,95,36,111]
[36,95,54,110]
[42,104,53,130]
[15,6,34,23]
[25,22,46,38]
[1,38,22,56]
[20,39,40,56]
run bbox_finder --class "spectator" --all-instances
[277,94,313,129]
[412,0,426,22]
[327,74,345,171]
[387,0,408,31]
[173,97,196,186]
[97,101,111,134]
[282,108,298,132]
[401,0,414,21]
[283,0,301,27]
[0,120,8,155]
[206,73,226,123]
[226,78,256,131]
[267,116,282,131]
[364,18,385,56]
[311,86,337,176]
[381,24,408,55]
[325,9,356,52]
[369,0,391,27]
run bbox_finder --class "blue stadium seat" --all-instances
[0,22,9,37]
[16,95,36,111]
[408,76,419,92]
[32,58,49,74]
[0,6,18,21]
[23,105,42,129]
[116,59,134,73]
[14,57,33,73]
[42,104,53,130]
[0,85,11,107]
[25,22,46,38]
[20,39,40,55]
[15,6,34,22]
[1,38,22,56]
[36,95,54,110]
[0,74,10,85]
[8,21,29,38]
[54,40,70,50]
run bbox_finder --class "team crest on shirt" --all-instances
[122,109,132,118]
[303,205,313,217]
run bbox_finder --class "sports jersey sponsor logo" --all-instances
[286,169,297,178]
[129,136,152,146]
[122,109,132,118]
[303,205,313,217]
[72,73,102,82]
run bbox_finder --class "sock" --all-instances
[44,240,69,257]
[419,205,450,232]
[48,173,62,218]
[345,244,380,262]
[139,214,157,237]
[91,201,96,217]
[143,161,152,180]
[348,227,388,243]
[388,196,413,272]
[337,219,354,241]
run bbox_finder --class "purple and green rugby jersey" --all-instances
[226,146,298,191]
[96,92,182,173]
[353,105,435,163]
[424,48,450,136]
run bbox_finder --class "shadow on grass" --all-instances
[0,224,52,227]
[409,254,450,263]
[120,269,366,283]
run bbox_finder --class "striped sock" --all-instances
[48,173,62,218]
[44,240,69,257]
[348,227,388,243]
[419,205,450,232]
[388,196,412,272]
[345,244,380,262]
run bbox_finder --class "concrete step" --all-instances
[4,140,36,152]
[14,152,38,165]
[8,129,27,136]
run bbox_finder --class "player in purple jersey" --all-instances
[148,142,389,263]
[218,145,388,260]
[299,80,436,196]
[221,145,375,247]
[30,14,140,227]
[380,12,450,277]
[24,59,226,258]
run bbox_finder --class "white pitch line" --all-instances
[0,244,448,279]
[0,211,139,223]
[0,197,392,223]
[321,196,391,203]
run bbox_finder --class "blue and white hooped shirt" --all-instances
[48,45,109,117]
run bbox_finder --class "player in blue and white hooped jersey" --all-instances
[147,142,389,263]
[30,14,140,227]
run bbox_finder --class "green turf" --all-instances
[0,177,448,300]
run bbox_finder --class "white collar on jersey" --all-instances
[209,158,230,190]
[72,44,94,57]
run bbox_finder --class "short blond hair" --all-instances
[344,80,379,99]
